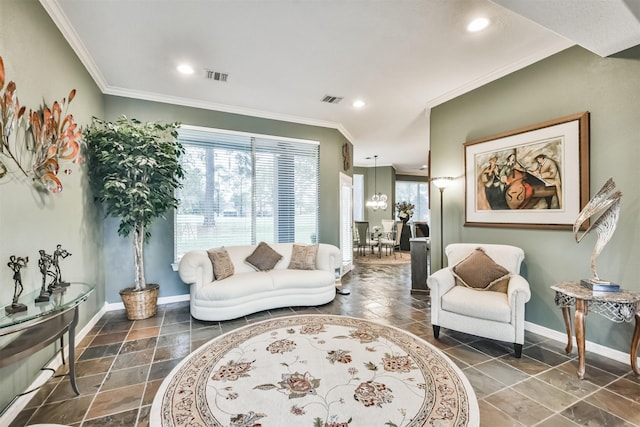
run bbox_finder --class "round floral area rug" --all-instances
[150,315,479,427]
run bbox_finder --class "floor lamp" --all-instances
[431,177,454,269]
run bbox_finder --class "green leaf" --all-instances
[253,384,277,390]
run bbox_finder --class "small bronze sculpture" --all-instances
[6,255,28,314]
[52,244,72,287]
[36,249,56,302]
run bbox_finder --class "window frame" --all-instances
[174,125,320,262]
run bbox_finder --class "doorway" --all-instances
[339,172,353,275]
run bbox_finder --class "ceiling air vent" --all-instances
[205,69,229,82]
[321,95,343,104]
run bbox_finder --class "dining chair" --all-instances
[381,221,403,257]
[354,221,370,256]
[381,219,395,236]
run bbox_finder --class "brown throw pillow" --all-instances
[207,247,235,280]
[288,244,319,270]
[452,247,510,293]
[245,242,283,271]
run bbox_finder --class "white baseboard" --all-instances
[0,303,107,426]
[525,321,639,368]
[104,293,191,311]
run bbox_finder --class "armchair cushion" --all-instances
[452,247,510,292]
[441,286,511,323]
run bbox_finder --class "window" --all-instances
[395,181,430,223]
[175,126,319,260]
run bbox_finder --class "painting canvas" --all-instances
[464,112,589,229]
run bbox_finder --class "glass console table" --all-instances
[0,282,94,395]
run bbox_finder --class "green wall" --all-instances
[102,96,352,303]
[430,46,640,353]
[396,174,429,183]
[0,0,105,411]
[354,165,397,226]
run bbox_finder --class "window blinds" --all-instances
[174,126,319,260]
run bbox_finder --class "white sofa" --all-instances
[178,243,342,321]
[427,243,531,357]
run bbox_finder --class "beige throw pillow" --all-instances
[288,244,319,270]
[207,247,235,280]
[452,247,510,293]
[245,242,283,271]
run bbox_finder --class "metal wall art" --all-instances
[0,55,82,192]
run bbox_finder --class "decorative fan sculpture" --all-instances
[573,177,622,286]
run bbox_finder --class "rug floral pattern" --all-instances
[152,315,478,426]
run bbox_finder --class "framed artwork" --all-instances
[341,143,351,171]
[464,112,589,230]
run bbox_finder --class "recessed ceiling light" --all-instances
[353,100,366,109]
[467,17,490,32]
[177,64,195,75]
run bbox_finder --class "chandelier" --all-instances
[366,155,388,210]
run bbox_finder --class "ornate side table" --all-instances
[551,281,640,379]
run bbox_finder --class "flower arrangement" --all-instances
[372,225,383,238]
[396,201,415,221]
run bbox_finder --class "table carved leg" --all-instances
[575,298,587,379]
[632,313,640,378]
[68,305,80,395]
[561,306,573,354]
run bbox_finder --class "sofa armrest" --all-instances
[427,268,456,296]
[507,274,531,306]
[316,243,342,274]
[178,250,213,287]
[426,268,455,327]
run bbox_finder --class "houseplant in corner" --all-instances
[83,115,185,320]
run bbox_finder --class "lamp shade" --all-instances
[431,176,454,189]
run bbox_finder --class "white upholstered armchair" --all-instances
[427,243,531,357]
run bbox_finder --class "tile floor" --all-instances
[8,261,640,426]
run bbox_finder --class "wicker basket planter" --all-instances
[120,283,160,320]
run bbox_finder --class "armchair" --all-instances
[427,243,531,357]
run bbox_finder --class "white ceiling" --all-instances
[41,0,640,175]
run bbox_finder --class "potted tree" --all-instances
[83,115,185,320]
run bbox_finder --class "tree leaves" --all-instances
[83,115,185,288]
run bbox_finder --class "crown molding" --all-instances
[105,86,352,138]
[40,0,355,145]
[39,0,109,92]
[425,39,575,109]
